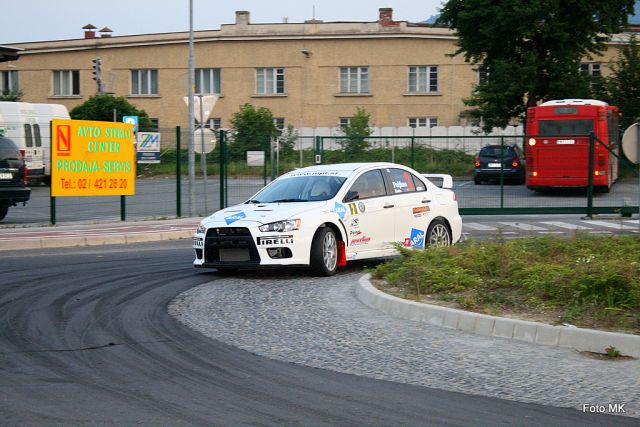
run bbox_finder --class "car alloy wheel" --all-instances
[323,231,337,271]
[427,219,451,247]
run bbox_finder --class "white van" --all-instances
[0,102,70,184]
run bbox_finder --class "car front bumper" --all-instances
[193,224,312,269]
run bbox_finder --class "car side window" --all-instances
[387,168,426,193]
[346,169,386,201]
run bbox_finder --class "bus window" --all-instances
[538,119,593,136]
[24,124,33,148]
[33,124,42,147]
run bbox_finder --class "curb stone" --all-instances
[356,273,640,358]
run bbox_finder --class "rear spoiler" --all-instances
[422,174,453,189]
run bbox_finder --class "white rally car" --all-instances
[193,162,462,276]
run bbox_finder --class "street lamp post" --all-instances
[187,0,195,216]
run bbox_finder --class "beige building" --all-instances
[0,8,626,132]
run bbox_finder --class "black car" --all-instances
[473,144,525,185]
[0,136,30,221]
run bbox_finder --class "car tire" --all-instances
[426,218,451,247]
[310,227,338,276]
[474,177,482,185]
[0,204,7,221]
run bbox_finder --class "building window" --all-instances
[339,117,351,128]
[131,69,159,95]
[149,119,159,131]
[1,71,19,94]
[340,67,369,94]
[256,68,285,95]
[408,66,438,93]
[195,68,221,95]
[409,117,438,128]
[53,70,80,96]
[581,63,601,91]
[273,117,285,131]
[206,118,222,129]
[580,63,601,78]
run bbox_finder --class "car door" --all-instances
[383,167,433,248]
[342,168,395,255]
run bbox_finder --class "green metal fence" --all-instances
[0,126,637,227]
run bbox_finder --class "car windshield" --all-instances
[248,175,347,203]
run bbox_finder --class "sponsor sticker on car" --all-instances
[224,212,246,224]
[257,235,294,245]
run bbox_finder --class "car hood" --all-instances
[201,200,331,227]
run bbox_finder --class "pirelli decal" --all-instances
[257,235,294,246]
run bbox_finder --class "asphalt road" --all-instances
[2,177,638,226]
[0,241,634,425]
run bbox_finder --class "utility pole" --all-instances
[187,0,195,216]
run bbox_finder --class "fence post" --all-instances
[411,135,415,169]
[219,130,226,210]
[500,136,504,209]
[315,136,322,164]
[176,126,182,217]
[586,131,595,218]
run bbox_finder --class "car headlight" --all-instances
[259,219,301,232]
[196,223,206,234]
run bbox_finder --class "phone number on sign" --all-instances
[59,177,129,190]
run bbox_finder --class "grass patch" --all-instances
[371,234,640,334]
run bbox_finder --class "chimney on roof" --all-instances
[378,8,398,27]
[99,27,113,38]
[82,24,97,39]
[236,11,250,26]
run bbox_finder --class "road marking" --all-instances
[581,220,638,230]
[498,222,546,231]
[463,222,498,231]
[540,221,591,230]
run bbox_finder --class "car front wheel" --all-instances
[310,227,338,276]
[427,219,451,247]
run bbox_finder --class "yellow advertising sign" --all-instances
[51,119,136,197]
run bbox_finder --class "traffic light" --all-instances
[91,58,103,93]
[91,58,102,80]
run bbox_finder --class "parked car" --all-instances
[0,136,30,221]
[193,162,462,276]
[474,144,525,184]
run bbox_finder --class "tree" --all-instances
[599,35,640,130]
[69,94,153,130]
[437,0,635,132]
[229,103,277,161]
[340,107,372,158]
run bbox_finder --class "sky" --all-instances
[2,0,445,44]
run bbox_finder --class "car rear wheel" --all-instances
[310,227,338,276]
[427,219,451,247]
[0,204,8,221]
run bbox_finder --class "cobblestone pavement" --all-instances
[169,271,640,418]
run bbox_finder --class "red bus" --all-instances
[525,99,619,192]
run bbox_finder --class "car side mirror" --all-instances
[344,190,359,202]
